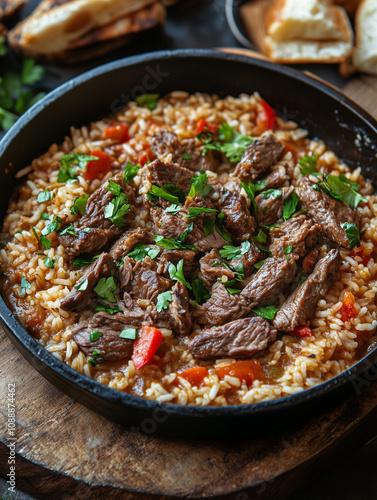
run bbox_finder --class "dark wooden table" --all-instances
[1,1,377,499]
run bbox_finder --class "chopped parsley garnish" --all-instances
[163,184,186,204]
[255,179,267,190]
[82,227,92,233]
[252,305,279,320]
[107,180,122,196]
[73,255,99,268]
[43,257,56,269]
[169,259,192,289]
[41,220,60,236]
[37,189,51,203]
[148,185,180,205]
[124,162,140,184]
[127,244,160,262]
[94,276,117,303]
[119,328,138,340]
[104,188,130,228]
[325,175,366,209]
[20,276,31,296]
[188,172,212,198]
[199,122,254,162]
[40,213,50,221]
[31,226,51,249]
[223,279,242,294]
[95,302,122,315]
[165,204,181,215]
[254,230,267,244]
[203,216,215,237]
[219,240,250,260]
[282,245,293,255]
[156,290,173,312]
[70,194,89,215]
[241,181,258,222]
[191,278,210,305]
[135,93,159,110]
[215,212,231,243]
[283,191,299,220]
[299,153,319,176]
[0,36,6,57]
[57,154,98,183]
[262,189,281,200]
[254,260,265,270]
[89,331,103,342]
[154,235,197,251]
[186,207,218,219]
[297,274,307,286]
[261,224,280,230]
[340,222,360,249]
[75,278,88,291]
[59,225,78,238]
[88,359,97,367]
[182,152,193,160]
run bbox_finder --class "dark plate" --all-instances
[1,49,377,439]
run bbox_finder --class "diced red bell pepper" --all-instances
[83,150,112,181]
[132,325,163,370]
[176,366,208,387]
[256,99,277,133]
[196,118,218,136]
[137,142,156,166]
[215,359,262,385]
[339,290,357,322]
[291,326,312,338]
[104,122,130,143]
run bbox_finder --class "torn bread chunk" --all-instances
[264,0,353,63]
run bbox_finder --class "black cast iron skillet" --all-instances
[1,49,377,439]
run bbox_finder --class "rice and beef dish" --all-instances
[1,91,377,406]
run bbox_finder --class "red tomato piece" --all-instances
[291,326,312,338]
[215,359,262,386]
[83,150,112,181]
[104,122,130,143]
[132,325,163,370]
[138,147,156,167]
[339,290,357,322]
[256,99,277,133]
[196,118,218,136]
[176,367,208,387]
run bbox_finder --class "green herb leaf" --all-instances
[283,191,299,220]
[262,189,281,200]
[163,183,186,204]
[156,290,173,312]
[191,278,210,304]
[337,174,361,192]
[75,278,88,291]
[20,276,31,296]
[58,154,98,183]
[252,305,279,320]
[43,257,56,269]
[107,180,122,196]
[127,244,160,262]
[154,235,197,251]
[148,185,180,205]
[340,222,360,249]
[88,359,96,367]
[0,36,7,57]
[254,230,267,244]
[182,152,192,160]
[254,260,265,270]
[37,189,51,203]
[326,175,366,210]
[165,204,181,215]
[169,259,192,289]
[297,274,307,286]
[219,240,250,260]
[104,192,130,228]
[135,93,159,110]
[215,212,231,243]
[89,331,103,342]
[299,153,319,176]
[201,123,254,162]
[186,207,218,219]
[119,328,138,340]
[94,301,122,315]
[282,245,293,255]
[94,276,117,303]
[59,225,78,238]
[73,255,99,268]
[124,162,140,184]
[40,234,51,249]
[41,220,60,236]
[203,216,215,237]
[21,58,44,85]
[70,194,89,215]
[241,181,258,222]
[188,172,212,198]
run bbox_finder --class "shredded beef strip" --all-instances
[273,249,340,331]
[58,174,134,257]
[234,134,286,182]
[72,311,145,363]
[269,214,320,259]
[217,187,256,244]
[190,317,277,359]
[264,169,289,189]
[200,249,235,288]
[255,186,294,226]
[297,176,359,248]
[109,227,153,261]
[118,256,134,291]
[60,253,114,311]
[168,282,192,336]
[131,256,170,303]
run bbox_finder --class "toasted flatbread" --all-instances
[8,0,156,54]
[264,0,353,63]
[0,0,27,20]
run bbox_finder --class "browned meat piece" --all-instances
[255,186,294,226]
[58,174,134,256]
[190,317,277,359]
[297,176,358,248]
[200,249,235,288]
[60,253,114,311]
[273,249,340,331]
[168,282,192,336]
[109,227,153,261]
[150,130,219,172]
[193,282,251,326]
[153,208,188,239]
[265,169,289,189]
[234,134,286,182]
[269,214,320,258]
[145,158,193,193]
[117,292,150,322]
[241,257,297,306]
[0,0,26,20]
[230,243,263,277]
[131,256,170,303]
[118,256,134,291]
[72,311,144,363]
[157,249,198,280]
[217,187,256,244]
